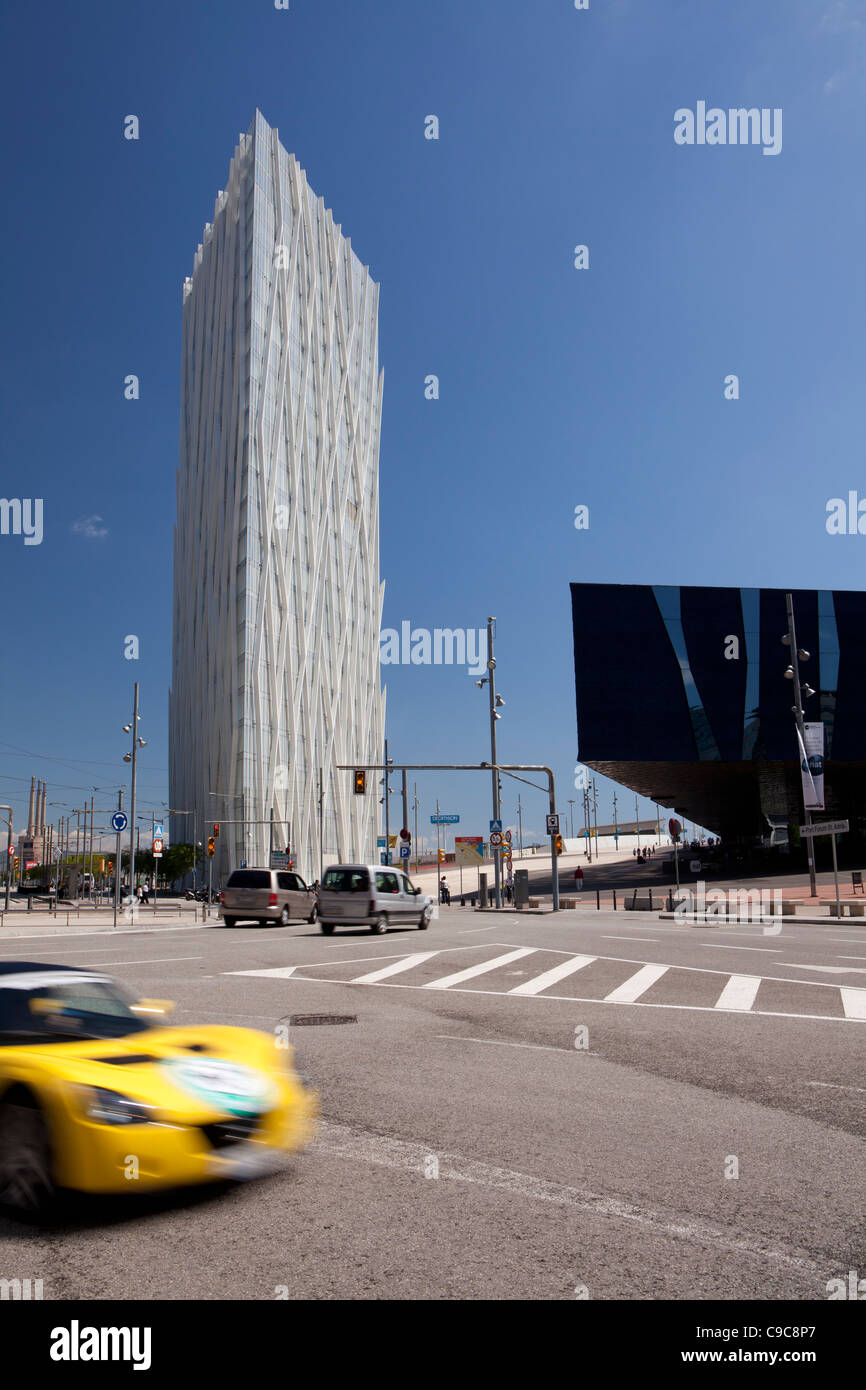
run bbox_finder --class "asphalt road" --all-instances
[1,907,864,1300]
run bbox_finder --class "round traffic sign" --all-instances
[111,812,128,833]
[153,837,164,854]
[490,832,503,846]
[400,828,410,840]
[504,830,512,843]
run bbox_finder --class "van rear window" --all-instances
[226,870,270,889]
[322,869,369,892]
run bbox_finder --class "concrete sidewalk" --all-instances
[0,904,205,938]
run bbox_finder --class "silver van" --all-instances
[317,864,433,935]
[220,868,318,927]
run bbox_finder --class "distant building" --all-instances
[170,112,385,880]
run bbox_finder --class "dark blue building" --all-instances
[571,584,866,843]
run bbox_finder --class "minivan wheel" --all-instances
[223,916,236,928]
[320,922,334,935]
[308,904,318,924]
[371,915,389,935]
[279,906,290,927]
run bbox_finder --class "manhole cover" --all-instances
[288,1014,358,1027]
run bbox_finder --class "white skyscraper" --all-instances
[170,111,385,882]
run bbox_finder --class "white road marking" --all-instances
[602,935,659,943]
[509,955,596,996]
[704,944,781,953]
[806,1080,866,1094]
[423,947,537,990]
[838,955,866,961]
[85,955,203,967]
[352,952,440,984]
[313,1120,819,1274]
[456,925,502,934]
[276,974,865,1022]
[714,975,761,1011]
[604,963,669,1003]
[781,963,866,975]
[841,989,866,1020]
[435,1034,574,1054]
[227,965,297,979]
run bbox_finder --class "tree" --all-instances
[163,843,196,887]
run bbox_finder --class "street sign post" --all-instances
[490,819,503,833]
[111,812,128,834]
[399,844,410,860]
[799,820,849,916]
[545,814,559,835]
[431,814,460,825]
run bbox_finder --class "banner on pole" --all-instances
[798,721,825,810]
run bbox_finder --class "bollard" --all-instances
[649,889,653,910]
[27,895,32,913]
[613,890,617,911]
[596,889,600,910]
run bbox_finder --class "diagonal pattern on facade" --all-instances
[171,111,385,882]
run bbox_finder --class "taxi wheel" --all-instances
[319,922,334,934]
[0,1095,56,1221]
[371,914,389,934]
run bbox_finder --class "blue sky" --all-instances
[1,0,864,852]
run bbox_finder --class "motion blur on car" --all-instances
[0,962,318,1220]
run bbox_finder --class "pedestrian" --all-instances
[142,882,150,905]
[575,866,584,892]
[135,884,143,905]
[505,882,512,904]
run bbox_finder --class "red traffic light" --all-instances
[213,823,220,837]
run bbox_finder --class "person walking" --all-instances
[574,866,584,892]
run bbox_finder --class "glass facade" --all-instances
[571,583,861,840]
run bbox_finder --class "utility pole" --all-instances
[613,791,619,848]
[0,805,12,911]
[413,783,419,873]
[568,799,575,839]
[517,794,524,857]
[435,798,442,886]
[402,768,408,870]
[591,779,599,856]
[635,796,641,851]
[318,767,324,882]
[113,790,123,929]
[382,739,391,863]
[486,618,502,909]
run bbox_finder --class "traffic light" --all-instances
[13,857,19,872]
[438,849,445,863]
[213,823,220,838]
[554,835,564,856]
[354,769,366,794]
[207,837,215,858]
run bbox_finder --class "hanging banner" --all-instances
[798,722,825,810]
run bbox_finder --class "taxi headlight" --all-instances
[77,1086,156,1126]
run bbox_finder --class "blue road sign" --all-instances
[489,819,502,833]
[399,844,411,859]
[380,851,392,865]
[111,812,128,834]
[431,814,460,824]
[240,860,247,868]
[377,837,387,848]
[153,823,164,839]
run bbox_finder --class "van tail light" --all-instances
[268,893,278,907]
[369,898,376,914]
[220,892,225,904]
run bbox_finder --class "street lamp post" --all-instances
[568,799,575,839]
[783,594,818,899]
[475,617,505,908]
[0,806,12,911]
[122,683,146,901]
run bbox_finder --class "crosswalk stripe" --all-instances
[714,975,761,1011]
[509,955,597,996]
[352,952,440,984]
[604,963,669,1003]
[423,947,537,990]
[841,988,866,1019]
